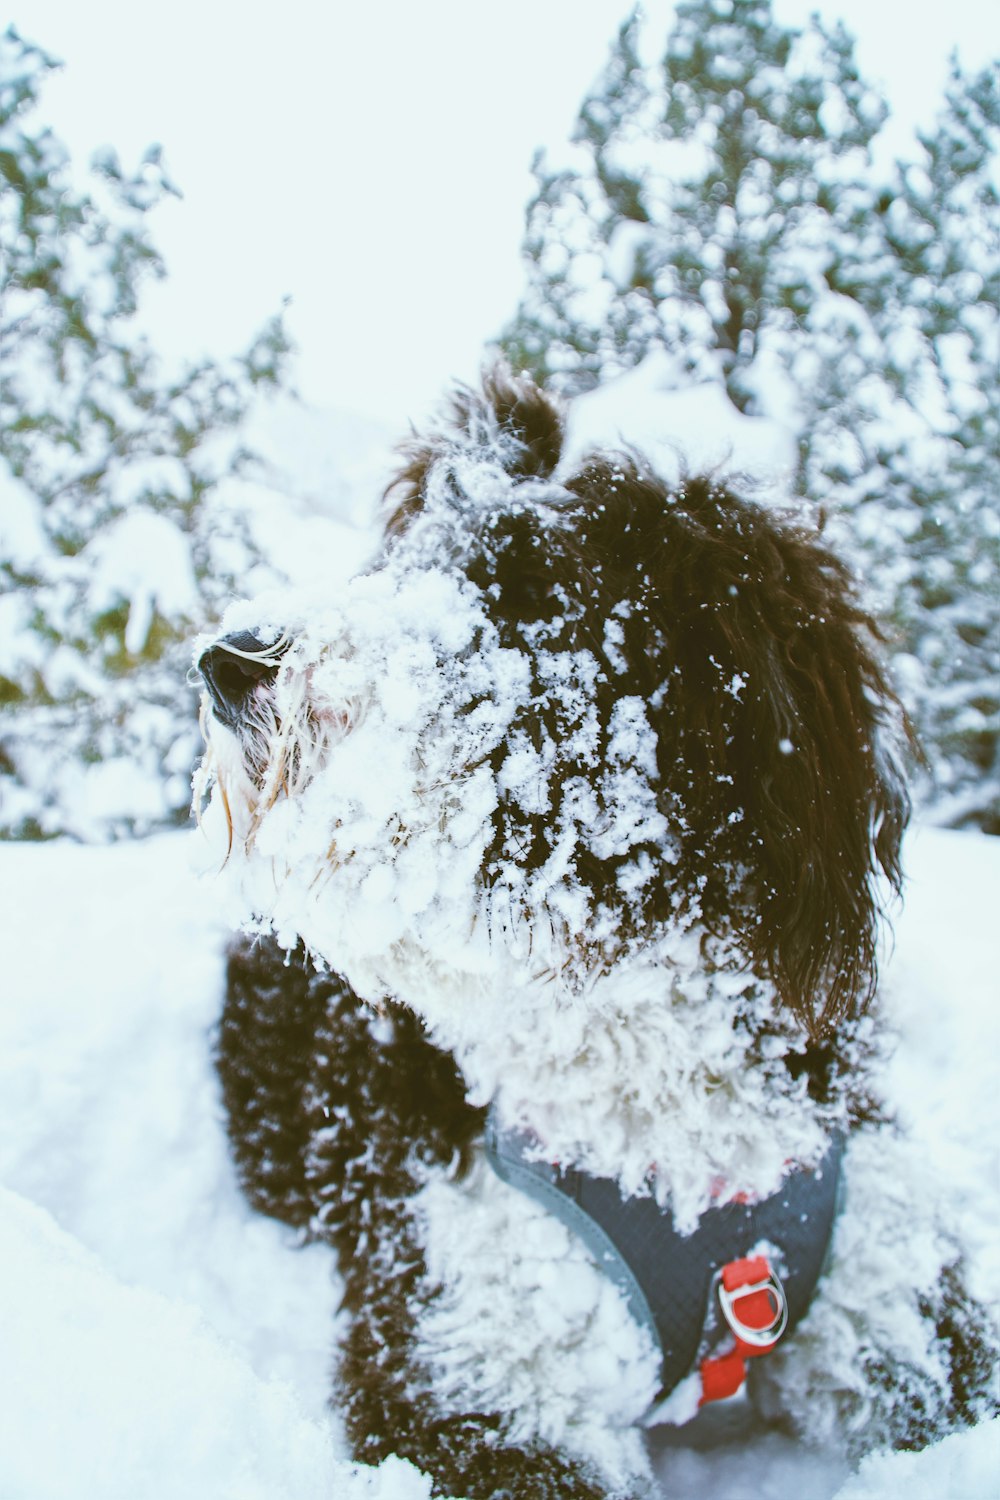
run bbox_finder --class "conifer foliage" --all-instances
[0,28,291,839]
[875,64,999,830]
[502,0,999,830]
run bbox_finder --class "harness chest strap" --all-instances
[484,1112,843,1409]
[698,1254,788,1404]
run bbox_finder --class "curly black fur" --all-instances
[217,936,331,1228]
[385,380,908,1035]
[559,460,908,1034]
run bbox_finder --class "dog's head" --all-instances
[195,366,908,1039]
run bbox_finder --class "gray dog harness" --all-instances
[485,1111,843,1407]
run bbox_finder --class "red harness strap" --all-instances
[699,1254,788,1405]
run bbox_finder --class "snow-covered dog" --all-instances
[195,368,996,1498]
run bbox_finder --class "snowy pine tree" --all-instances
[0,28,291,839]
[784,60,999,830]
[501,1,999,829]
[502,0,888,408]
[880,64,999,828]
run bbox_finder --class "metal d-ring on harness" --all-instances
[484,1109,843,1408]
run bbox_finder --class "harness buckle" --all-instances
[716,1256,788,1348]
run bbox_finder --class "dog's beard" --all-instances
[195,661,364,857]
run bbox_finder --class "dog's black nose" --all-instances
[198,630,289,730]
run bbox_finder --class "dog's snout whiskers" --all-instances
[198,630,290,730]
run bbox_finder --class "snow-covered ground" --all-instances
[0,823,996,1498]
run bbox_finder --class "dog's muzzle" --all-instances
[198,630,289,732]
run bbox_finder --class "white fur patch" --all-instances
[414,952,830,1231]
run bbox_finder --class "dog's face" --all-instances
[196,369,908,1042]
[195,467,669,997]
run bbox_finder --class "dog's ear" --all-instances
[478,363,565,479]
[383,364,564,539]
[566,459,910,1036]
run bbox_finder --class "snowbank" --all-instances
[834,1420,1000,1500]
[564,349,798,483]
[0,1187,351,1500]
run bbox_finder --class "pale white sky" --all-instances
[20,0,999,427]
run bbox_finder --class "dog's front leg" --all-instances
[295,982,655,1497]
[748,1120,999,1453]
[333,1187,630,1499]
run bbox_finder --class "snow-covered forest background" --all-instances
[1,1,997,1496]
[2,2,997,843]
